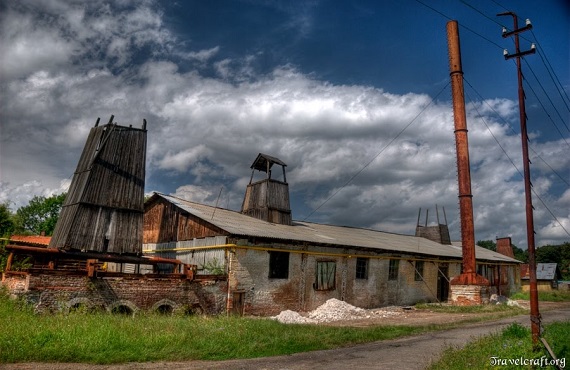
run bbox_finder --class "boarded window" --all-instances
[315,261,336,290]
[388,259,399,280]
[269,251,289,279]
[356,257,369,279]
[414,261,424,281]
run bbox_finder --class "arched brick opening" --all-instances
[65,297,96,314]
[108,300,139,316]
[151,299,179,315]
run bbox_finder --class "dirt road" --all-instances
[3,303,569,370]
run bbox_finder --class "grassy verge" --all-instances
[427,321,570,370]
[415,302,527,314]
[0,294,434,364]
[0,294,536,364]
[510,290,570,302]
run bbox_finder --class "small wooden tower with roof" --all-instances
[241,153,292,225]
[49,116,147,255]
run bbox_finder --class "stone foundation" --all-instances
[450,284,490,306]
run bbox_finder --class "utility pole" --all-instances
[497,11,540,346]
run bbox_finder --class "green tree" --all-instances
[0,203,14,237]
[13,193,66,236]
[0,203,16,272]
[536,242,570,280]
[476,240,496,252]
[477,239,527,263]
[512,245,528,263]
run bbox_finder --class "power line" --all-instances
[523,58,570,133]
[460,0,505,28]
[464,77,570,187]
[522,73,570,147]
[461,0,570,121]
[531,30,570,112]
[464,82,570,240]
[302,82,451,221]
[413,0,504,50]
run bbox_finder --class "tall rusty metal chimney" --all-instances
[446,20,489,304]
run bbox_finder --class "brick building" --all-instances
[142,155,521,315]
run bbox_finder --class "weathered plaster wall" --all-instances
[225,242,462,315]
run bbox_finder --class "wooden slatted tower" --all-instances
[241,153,292,225]
[49,116,147,254]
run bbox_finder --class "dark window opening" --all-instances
[269,251,289,279]
[314,261,336,290]
[388,259,399,280]
[414,261,424,281]
[356,257,369,279]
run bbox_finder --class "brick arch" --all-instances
[64,297,97,314]
[107,300,139,315]
[151,299,179,314]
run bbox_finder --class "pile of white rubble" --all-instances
[272,298,403,324]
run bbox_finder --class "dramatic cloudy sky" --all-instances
[1,0,568,249]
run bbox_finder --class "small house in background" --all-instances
[521,263,562,291]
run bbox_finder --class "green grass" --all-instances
[0,293,545,365]
[415,302,527,314]
[0,294,440,364]
[510,290,570,302]
[427,321,570,370]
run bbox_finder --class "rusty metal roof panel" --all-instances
[536,263,558,280]
[156,193,519,262]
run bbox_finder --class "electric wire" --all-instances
[531,30,570,112]
[417,0,570,241]
[523,58,570,133]
[413,0,504,50]
[522,75,570,147]
[464,80,570,239]
[460,0,505,28]
[302,82,451,222]
[461,0,570,132]
[464,77,570,187]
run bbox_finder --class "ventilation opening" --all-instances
[156,304,174,315]
[69,303,93,313]
[184,304,203,316]
[112,305,133,315]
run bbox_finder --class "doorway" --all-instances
[231,291,245,316]
[437,264,449,302]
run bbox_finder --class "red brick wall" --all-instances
[2,271,227,314]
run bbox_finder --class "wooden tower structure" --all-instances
[49,116,147,255]
[241,153,292,225]
[415,206,451,245]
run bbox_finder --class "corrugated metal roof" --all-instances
[156,193,520,263]
[10,235,52,246]
[521,263,559,280]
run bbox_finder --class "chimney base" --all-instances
[450,273,490,306]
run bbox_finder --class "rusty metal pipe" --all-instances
[447,20,476,276]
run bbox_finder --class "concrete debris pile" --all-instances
[273,310,318,324]
[273,298,403,324]
[489,294,522,307]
